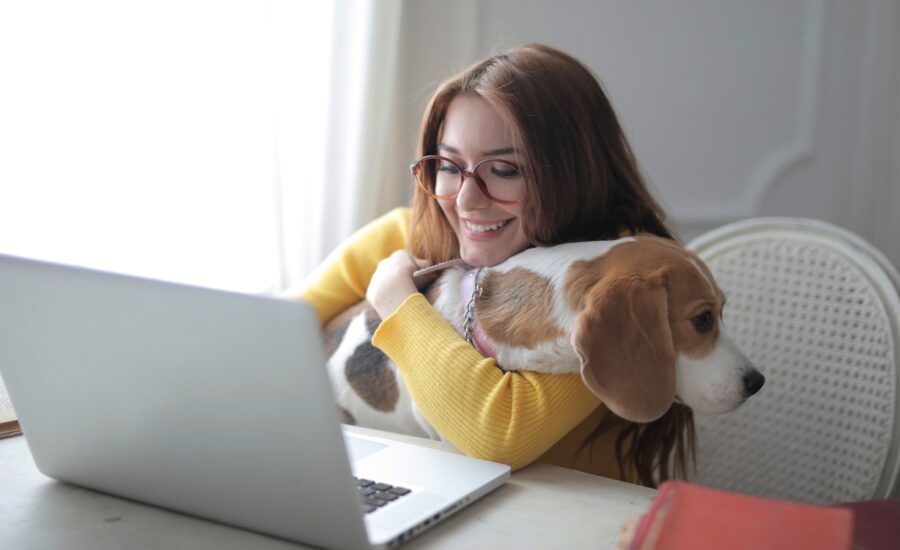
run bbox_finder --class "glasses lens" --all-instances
[415,158,461,198]
[474,159,526,203]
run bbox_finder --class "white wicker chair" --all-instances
[687,218,900,504]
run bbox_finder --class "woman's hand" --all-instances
[366,250,435,320]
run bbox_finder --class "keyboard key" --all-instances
[356,477,412,515]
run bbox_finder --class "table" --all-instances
[0,427,656,549]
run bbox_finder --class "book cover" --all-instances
[622,481,854,550]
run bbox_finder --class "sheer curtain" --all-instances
[0,0,405,294]
[0,1,335,294]
[290,0,408,283]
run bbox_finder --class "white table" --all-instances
[0,427,655,549]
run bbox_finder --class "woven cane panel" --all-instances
[693,235,896,504]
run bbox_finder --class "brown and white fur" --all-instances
[324,235,764,440]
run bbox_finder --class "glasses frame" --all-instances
[409,155,527,205]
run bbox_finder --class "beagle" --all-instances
[323,235,764,440]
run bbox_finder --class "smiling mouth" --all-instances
[464,218,513,233]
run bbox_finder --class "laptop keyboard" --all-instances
[355,478,412,514]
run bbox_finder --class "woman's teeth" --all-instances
[465,219,510,233]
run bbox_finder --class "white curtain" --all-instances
[0,0,407,294]
[0,1,335,294]
[283,0,408,286]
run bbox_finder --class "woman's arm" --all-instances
[283,207,412,324]
[373,293,602,470]
[290,206,598,470]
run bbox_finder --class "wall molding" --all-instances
[673,0,826,226]
[847,0,899,238]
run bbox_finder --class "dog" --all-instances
[323,235,764,440]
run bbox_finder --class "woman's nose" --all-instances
[456,174,491,211]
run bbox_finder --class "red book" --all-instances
[623,481,854,550]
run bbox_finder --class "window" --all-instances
[0,1,333,293]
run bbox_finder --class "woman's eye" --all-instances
[438,163,460,174]
[691,310,714,334]
[490,165,520,178]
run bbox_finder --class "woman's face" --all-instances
[437,94,531,267]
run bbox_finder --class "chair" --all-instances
[686,218,900,504]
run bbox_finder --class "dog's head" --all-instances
[567,235,764,423]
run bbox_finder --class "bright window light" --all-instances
[0,1,333,294]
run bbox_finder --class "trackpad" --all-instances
[345,436,389,465]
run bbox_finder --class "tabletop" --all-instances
[0,427,656,549]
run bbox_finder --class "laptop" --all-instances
[0,253,510,549]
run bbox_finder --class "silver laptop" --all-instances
[0,253,509,549]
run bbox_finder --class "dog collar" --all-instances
[460,267,497,359]
[412,258,468,283]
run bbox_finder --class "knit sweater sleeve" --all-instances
[283,207,411,324]
[372,293,602,471]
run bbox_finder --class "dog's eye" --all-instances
[692,310,714,334]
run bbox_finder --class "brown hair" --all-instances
[409,43,693,487]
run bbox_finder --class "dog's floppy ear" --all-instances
[572,273,675,423]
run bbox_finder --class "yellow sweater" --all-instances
[288,207,634,482]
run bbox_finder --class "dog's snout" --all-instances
[743,370,765,396]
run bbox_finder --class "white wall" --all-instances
[390,0,900,268]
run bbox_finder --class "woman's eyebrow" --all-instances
[437,144,517,156]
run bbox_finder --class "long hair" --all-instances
[408,43,693,487]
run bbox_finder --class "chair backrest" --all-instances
[687,218,900,504]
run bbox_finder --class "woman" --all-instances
[290,43,693,487]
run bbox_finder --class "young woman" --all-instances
[290,43,693,487]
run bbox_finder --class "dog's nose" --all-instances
[743,370,765,396]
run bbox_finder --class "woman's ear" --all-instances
[571,274,676,423]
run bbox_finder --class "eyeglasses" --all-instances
[410,155,527,205]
